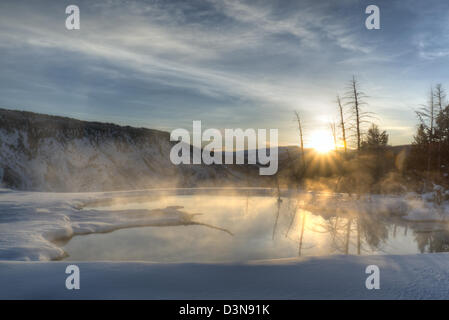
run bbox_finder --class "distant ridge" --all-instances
[0,108,255,191]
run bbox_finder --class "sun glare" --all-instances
[308,130,335,153]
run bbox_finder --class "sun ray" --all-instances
[307,130,335,153]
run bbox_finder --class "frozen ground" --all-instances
[1,188,449,299]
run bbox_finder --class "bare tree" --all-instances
[434,84,446,175]
[329,121,337,150]
[294,111,306,169]
[416,86,436,181]
[417,87,436,140]
[434,84,446,112]
[337,95,347,153]
[344,76,372,151]
[334,95,348,193]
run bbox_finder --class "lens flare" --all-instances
[308,130,335,153]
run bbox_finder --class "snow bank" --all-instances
[1,253,449,299]
[0,189,208,261]
[401,190,449,222]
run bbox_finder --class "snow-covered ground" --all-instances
[2,187,446,261]
[1,254,449,299]
[1,188,449,299]
[0,188,242,261]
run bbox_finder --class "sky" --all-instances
[1,0,449,146]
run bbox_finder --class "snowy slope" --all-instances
[0,109,253,191]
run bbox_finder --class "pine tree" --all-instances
[409,124,430,172]
[361,124,388,151]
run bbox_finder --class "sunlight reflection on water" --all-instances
[63,193,449,262]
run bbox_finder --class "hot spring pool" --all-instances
[61,192,449,262]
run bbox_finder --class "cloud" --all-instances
[0,0,446,145]
[0,0,374,108]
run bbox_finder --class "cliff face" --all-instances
[0,109,247,191]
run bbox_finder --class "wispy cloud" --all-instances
[0,0,448,145]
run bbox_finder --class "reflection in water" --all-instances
[298,211,306,256]
[415,231,449,253]
[62,193,449,262]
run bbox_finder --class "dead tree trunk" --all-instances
[427,88,435,182]
[294,111,306,171]
[344,76,370,152]
[434,84,445,178]
[351,77,361,151]
[337,95,347,153]
[330,122,337,150]
[344,76,372,195]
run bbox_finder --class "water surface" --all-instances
[63,193,449,262]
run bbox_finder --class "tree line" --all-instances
[409,84,449,188]
[285,76,449,194]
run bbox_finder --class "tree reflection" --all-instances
[298,211,306,256]
[414,230,449,253]
[307,197,390,255]
[269,192,449,257]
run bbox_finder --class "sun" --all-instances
[308,130,335,153]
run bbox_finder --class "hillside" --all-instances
[0,109,254,191]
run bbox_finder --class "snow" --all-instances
[301,191,449,223]
[1,254,449,299]
[401,189,449,222]
[1,188,449,261]
[2,188,449,298]
[0,124,180,190]
[0,109,251,191]
[0,189,216,261]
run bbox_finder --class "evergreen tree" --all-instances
[414,123,430,146]
[361,124,388,151]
